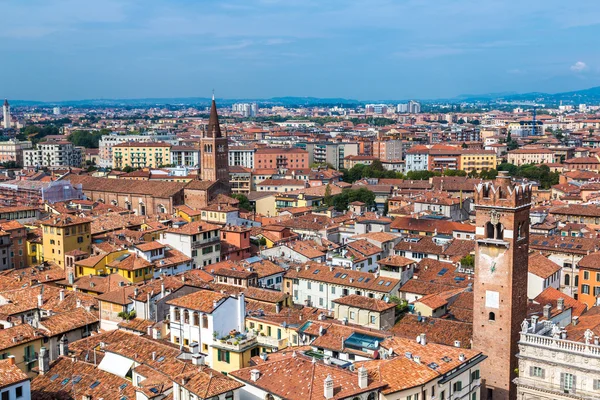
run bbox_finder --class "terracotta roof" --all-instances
[0,358,29,390]
[166,220,221,235]
[528,253,561,278]
[38,308,99,336]
[565,306,600,342]
[41,215,91,227]
[529,287,587,318]
[107,253,152,271]
[391,314,473,348]
[378,255,415,268]
[65,174,188,198]
[0,324,42,351]
[332,295,396,312]
[230,353,386,400]
[390,217,475,234]
[166,289,230,313]
[135,241,166,252]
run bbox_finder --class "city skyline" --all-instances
[2,0,600,101]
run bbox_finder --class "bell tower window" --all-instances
[489,312,496,321]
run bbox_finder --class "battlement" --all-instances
[474,171,532,208]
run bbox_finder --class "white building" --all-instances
[170,145,199,167]
[527,253,561,299]
[409,100,421,113]
[158,221,221,268]
[405,148,429,172]
[0,357,30,400]
[52,107,61,115]
[397,103,408,113]
[232,103,258,117]
[516,313,600,400]
[23,141,83,168]
[167,290,245,362]
[287,263,400,310]
[228,146,255,169]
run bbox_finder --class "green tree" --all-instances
[331,188,376,212]
[231,194,252,211]
[68,129,106,148]
[460,254,475,268]
[324,184,333,206]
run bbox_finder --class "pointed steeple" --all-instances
[3,99,8,107]
[206,95,222,138]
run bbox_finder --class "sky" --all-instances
[2,0,600,101]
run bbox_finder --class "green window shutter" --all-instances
[225,351,230,363]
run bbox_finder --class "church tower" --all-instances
[200,95,229,182]
[3,99,10,129]
[473,171,531,400]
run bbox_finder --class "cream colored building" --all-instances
[112,141,171,169]
[332,295,396,330]
[507,148,559,166]
[516,315,600,399]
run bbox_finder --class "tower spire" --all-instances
[207,94,222,138]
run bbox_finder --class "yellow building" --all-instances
[459,150,497,174]
[112,141,171,169]
[41,215,91,268]
[26,230,43,266]
[175,205,203,222]
[74,250,128,277]
[211,338,260,374]
[106,252,154,283]
[0,324,43,376]
[200,204,239,224]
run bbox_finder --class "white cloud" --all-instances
[570,61,588,72]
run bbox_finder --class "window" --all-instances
[319,283,324,292]
[370,315,376,324]
[202,314,208,329]
[307,282,311,289]
[471,370,480,381]
[593,379,600,390]
[584,271,590,280]
[582,284,590,295]
[331,286,335,294]
[2,391,8,400]
[489,312,495,321]
[217,349,230,363]
[350,311,356,320]
[453,381,462,392]
[530,366,544,378]
[561,373,575,392]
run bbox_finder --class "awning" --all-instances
[98,352,134,378]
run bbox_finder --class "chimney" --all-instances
[7,355,15,366]
[543,304,552,319]
[459,353,466,362]
[59,289,65,302]
[275,303,281,314]
[250,369,261,382]
[572,316,579,326]
[454,340,461,348]
[414,355,421,364]
[358,366,368,389]
[557,298,565,311]
[39,347,50,374]
[531,315,539,330]
[152,352,157,361]
[319,326,325,336]
[161,282,165,297]
[68,272,74,285]
[419,333,427,346]
[37,294,43,308]
[324,374,334,399]
[59,335,69,356]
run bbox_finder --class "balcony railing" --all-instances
[520,332,600,357]
[256,335,286,348]
[516,377,589,399]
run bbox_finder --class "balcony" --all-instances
[256,334,286,349]
[516,377,587,398]
[213,331,258,352]
[520,332,600,357]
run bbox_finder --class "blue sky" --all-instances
[2,0,600,101]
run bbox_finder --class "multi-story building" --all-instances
[302,142,358,170]
[372,139,403,162]
[228,146,255,169]
[229,166,251,195]
[0,180,82,208]
[396,103,408,113]
[0,357,31,400]
[365,104,389,114]
[0,231,12,271]
[516,312,600,399]
[459,149,497,174]
[98,133,178,168]
[508,120,544,137]
[158,220,221,268]
[0,139,33,166]
[575,252,600,308]
[0,221,27,269]
[408,100,421,113]
[255,147,308,170]
[170,145,199,167]
[507,148,559,166]
[41,215,91,268]
[23,141,83,168]
[232,102,258,117]
[405,145,429,172]
[112,141,171,169]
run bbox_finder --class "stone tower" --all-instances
[473,171,531,400]
[200,95,229,183]
[3,99,10,129]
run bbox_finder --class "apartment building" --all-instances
[41,215,91,268]
[507,148,559,166]
[112,141,171,169]
[0,139,33,166]
[302,142,358,169]
[372,139,403,162]
[98,133,178,168]
[228,145,255,169]
[405,145,429,172]
[158,220,221,268]
[23,141,83,168]
[459,149,497,173]
[254,147,308,170]
[170,145,199,167]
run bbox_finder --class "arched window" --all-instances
[184,310,190,324]
[367,393,376,400]
[192,312,199,326]
[496,223,504,240]
[565,274,570,286]
[574,275,579,287]
[489,312,496,321]
[486,222,495,239]
[482,185,490,198]
[202,314,208,329]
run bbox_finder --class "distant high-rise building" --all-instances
[396,103,408,113]
[365,104,388,114]
[3,99,10,129]
[408,100,421,113]
[232,103,258,117]
[53,107,61,115]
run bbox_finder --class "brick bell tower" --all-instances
[473,171,531,400]
[200,94,229,183]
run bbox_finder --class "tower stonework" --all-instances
[200,95,229,183]
[473,171,531,400]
